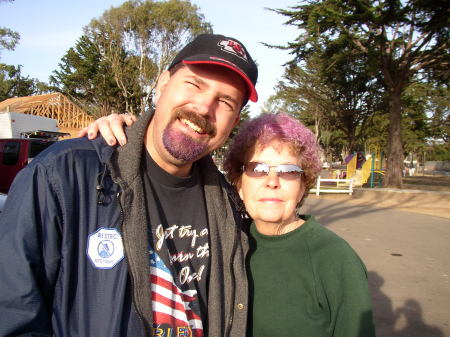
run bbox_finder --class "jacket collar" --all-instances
[108,110,153,188]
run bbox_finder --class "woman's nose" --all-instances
[265,169,281,188]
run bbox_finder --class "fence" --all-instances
[310,177,353,195]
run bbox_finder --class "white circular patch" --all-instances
[87,228,124,269]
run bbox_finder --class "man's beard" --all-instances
[162,108,217,163]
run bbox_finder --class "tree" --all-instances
[85,0,212,115]
[266,52,385,162]
[0,1,19,57]
[0,0,52,101]
[0,64,50,102]
[264,61,338,156]
[213,106,251,170]
[50,35,126,118]
[271,0,450,187]
[0,27,19,57]
[425,84,450,145]
[403,81,450,162]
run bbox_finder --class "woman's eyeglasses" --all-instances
[242,162,303,180]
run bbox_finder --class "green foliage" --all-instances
[402,83,432,154]
[0,27,19,56]
[270,0,450,187]
[84,0,212,115]
[426,143,450,161]
[0,3,50,102]
[212,105,251,169]
[0,64,50,102]
[50,35,126,118]
[402,81,450,161]
[267,52,385,162]
[425,84,450,145]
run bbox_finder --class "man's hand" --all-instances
[78,113,137,146]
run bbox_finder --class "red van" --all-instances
[0,138,56,193]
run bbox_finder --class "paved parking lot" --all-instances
[303,196,450,337]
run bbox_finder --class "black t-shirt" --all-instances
[141,151,210,336]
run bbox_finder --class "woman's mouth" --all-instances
[259,198,282,203]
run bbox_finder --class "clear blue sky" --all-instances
[1,0,299,115]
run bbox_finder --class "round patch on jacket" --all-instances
[87,228,124,269]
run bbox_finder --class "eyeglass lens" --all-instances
[244,162,303,180]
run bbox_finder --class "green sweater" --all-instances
[248,215,376,337]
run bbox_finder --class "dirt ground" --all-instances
[310,175,450,219]
[402,175,450,191]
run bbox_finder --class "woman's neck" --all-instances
[254,218,305,236]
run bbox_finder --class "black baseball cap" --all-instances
[169,34,258,102]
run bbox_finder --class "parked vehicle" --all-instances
[0,112,68,195]
[0,138,57,193]
[0,111,60,138]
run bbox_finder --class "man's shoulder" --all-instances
[29,136,113,170]
[48,136,95,151]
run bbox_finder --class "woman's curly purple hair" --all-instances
[223,112,322,196]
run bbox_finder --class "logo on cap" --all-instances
[218,39,248,61]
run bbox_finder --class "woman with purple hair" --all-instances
[83,111,376,336]
[223,112,376,337]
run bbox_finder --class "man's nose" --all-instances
[193,92,216,117]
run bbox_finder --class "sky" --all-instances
[1,0,300,115]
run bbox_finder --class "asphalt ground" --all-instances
[3,177,448,335]
[303,196,450,337]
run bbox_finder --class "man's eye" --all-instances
[186,81,199,88]
[219,99,233,110]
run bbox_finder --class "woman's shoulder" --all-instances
[303,215,362,261]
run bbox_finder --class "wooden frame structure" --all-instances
[0,93,94,138]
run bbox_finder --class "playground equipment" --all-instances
[340,147,385,187]
[360,155,372,184]
[346,154,357,180]
[314,147,385,195]
[367,145,385,187]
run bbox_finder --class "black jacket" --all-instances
[0,110,249,337]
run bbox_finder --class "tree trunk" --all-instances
[383,89,404,188]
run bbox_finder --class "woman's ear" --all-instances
[153,70,171,105]
[297,182,307,204]
[237,179,244,200]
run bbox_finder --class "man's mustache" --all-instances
[174,108,217,137]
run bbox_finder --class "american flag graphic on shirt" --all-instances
[150,249,204,337]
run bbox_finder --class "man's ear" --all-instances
[153,70,171,105]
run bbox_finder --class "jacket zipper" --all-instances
[224,223,239,336]
[117,191,151,333]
